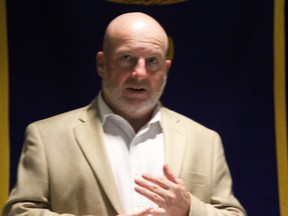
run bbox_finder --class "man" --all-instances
[3,12,246,216]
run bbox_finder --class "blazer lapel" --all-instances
[161,108,187,177]
[74,100,123,214]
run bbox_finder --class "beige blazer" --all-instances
[3,98,246,216]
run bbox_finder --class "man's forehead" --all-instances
[114,43,165,56]
[104,13,169,53]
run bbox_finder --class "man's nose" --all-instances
[131,59,147,80]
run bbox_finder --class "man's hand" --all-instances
[134,164,190,216]
[117,207,165,216]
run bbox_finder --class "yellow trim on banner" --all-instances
[0,0,10,210]
[274,0,288,215]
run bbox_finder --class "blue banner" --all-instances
[1,0,287,215]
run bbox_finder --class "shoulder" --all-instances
[161,107,214,131]
[160,107,220,140]
[160,107,225,161]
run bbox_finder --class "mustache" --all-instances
[124,79,149,87]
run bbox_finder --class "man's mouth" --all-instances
[127,87,146,92]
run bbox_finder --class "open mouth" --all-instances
[127,87,146,92]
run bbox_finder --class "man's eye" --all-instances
[147,58,160,71]
[147,58,158,64]
[121,55,132,61]
[118,55,134,67]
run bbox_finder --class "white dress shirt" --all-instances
[97,94,164,214]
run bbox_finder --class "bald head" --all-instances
[102,12,169,56]
[96,12,172,129]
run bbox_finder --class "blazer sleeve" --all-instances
[2,124,76,216]
[187,133,246,216]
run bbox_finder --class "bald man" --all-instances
[3,13,246,216]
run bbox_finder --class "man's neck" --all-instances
[117,110,154,133]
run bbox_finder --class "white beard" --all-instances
[102,76,167,115]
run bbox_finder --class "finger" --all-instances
[141,173,170,190]
[135,177,167,195]
[134,181,166,207]
[163,164,181,184]
[130,207,153,216]
[149,207,166,216]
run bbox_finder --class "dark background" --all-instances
[7,0,279,215]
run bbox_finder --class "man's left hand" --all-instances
[134,164,190,216]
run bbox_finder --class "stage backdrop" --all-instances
[1,0,287,216]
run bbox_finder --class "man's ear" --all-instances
[165,60,172,75]
[97,51,105,77]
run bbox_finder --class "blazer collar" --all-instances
[161,107,187,177]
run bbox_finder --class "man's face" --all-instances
[97,33,171,117]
